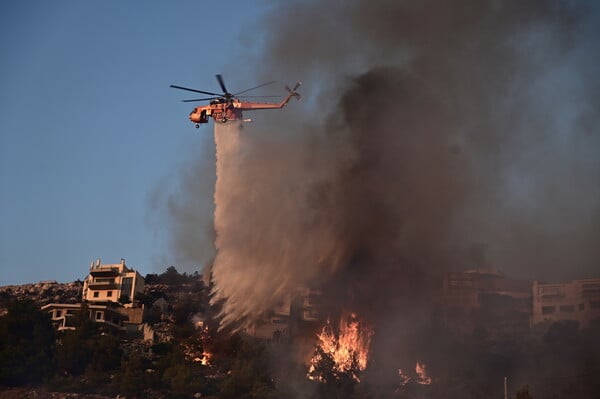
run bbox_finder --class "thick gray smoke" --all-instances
[209,121,344,328]
[255,0,599,282]
[167,0,600,343]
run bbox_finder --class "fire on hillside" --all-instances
[307,312,373,382]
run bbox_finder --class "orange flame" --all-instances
[200,351,211,366]
[397,361,432,388]
[398,368,411,387]
[308,312,373,382]
[189,318,211,366]
[415,361,432,385]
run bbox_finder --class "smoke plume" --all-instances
[168,0,600,347]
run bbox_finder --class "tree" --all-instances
[89,333,122,372]
[162,363,204,397]
[161,266,184,285]
[307,346,362,399]
[54,305,99,376]
[0,300,56,386]
[219,338,277,399]
[119,351,146,398]
[55,329,93,376]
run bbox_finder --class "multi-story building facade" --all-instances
[438,268,532,336]
[532,278,600,328]
[41,258,149,339]
[41,302,127,331]
[244,287,324,339]
[293,287,323,322]
[82,258,144,308]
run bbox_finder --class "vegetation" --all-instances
[0,300,55,386]
[1,267,600,399]
[144,266,201,286]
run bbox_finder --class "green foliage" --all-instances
[151,341,174,357]
[148,266,202,286]
[119,351,146,398]
[4,279,599,399]
[219,337,278,399]
[55,329,93,376]
[172,320,196,340]
[54,305,121,377]
[173,296,202,324]
[162,363,205,397]
[0,300,56,386]
[90,333,122,372]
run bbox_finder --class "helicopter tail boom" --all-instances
[235,82,302,111]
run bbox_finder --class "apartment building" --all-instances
[41,302,127,331]
[41,258,150,339]
[244,294,292,339]
[82,258,144,308]
[439,268,532,335]
[532,278,600,328]
[244,288,324,339]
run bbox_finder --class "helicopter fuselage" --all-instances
[189,100,242,124]
[188,88,300,125]
[172,75,301,127]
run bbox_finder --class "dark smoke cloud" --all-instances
[164,0,600,358]
[253,0,600,284]
[238,0,600,389]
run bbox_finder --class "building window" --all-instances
[107,291,112,297]
[541,306,555,315]
[93,291,99,298]
[120,277,133,300]
[579,303,585,311]
[95,311,103,320]
[582,283,600,297]
[55,310,62,318]
[560,305,575,313]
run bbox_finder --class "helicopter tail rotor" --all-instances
[285,81,302,101]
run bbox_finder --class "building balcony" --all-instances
[87,281,119,290]
[89,267,120,277]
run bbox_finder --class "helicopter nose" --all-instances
[189,110,200,123]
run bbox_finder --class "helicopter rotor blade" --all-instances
[234,81,277,96]
[236,95,281,98]
[181,97,220,102]
[170,85,221,96]
[182,95,279,102]
[216,74,229,95]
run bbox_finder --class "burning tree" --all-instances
[308,313,373,383]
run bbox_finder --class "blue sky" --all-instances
[2,1,599,286]
[0,1,271,284]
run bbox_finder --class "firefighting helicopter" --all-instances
[170,74,301,128]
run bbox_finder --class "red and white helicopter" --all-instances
[171,74,301,127]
